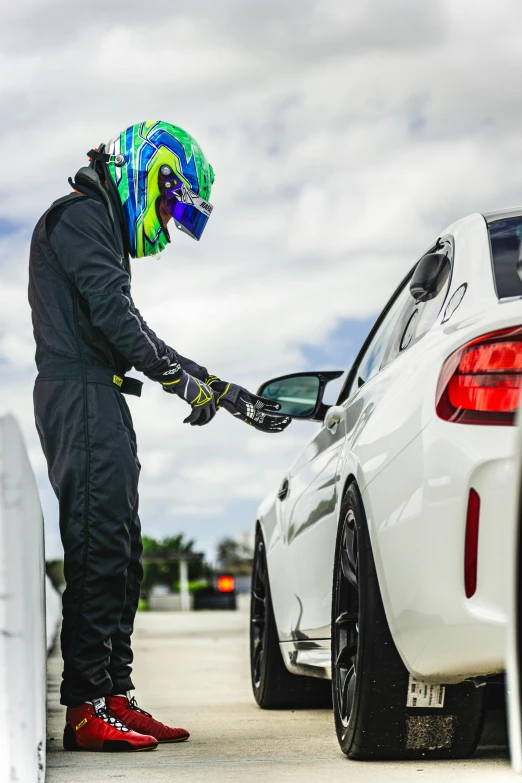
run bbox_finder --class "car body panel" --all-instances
[258,208,522,684]
[363,418,515,682]
[284,421,346,639]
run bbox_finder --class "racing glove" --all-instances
[161,363,217,426]
[206,377,291,434]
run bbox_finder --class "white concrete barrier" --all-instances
[0,415,47,783]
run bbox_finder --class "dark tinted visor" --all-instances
[169,199,212,241]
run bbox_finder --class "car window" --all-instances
[381,238,453,369]
[345,278,414,398]
[488,217,522,299]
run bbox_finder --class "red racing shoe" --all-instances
[107,694,190,743]
[63,698,158,752]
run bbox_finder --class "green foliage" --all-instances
[46,559,65,591]
[186,580,209,594]
[216,537,253,575]
[45,537,210,601]
[141,534,210,596]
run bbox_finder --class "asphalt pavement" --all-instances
[47,597,515,782]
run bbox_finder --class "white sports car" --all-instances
[250,207,522,761]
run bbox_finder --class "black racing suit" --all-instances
[29,184,208,706]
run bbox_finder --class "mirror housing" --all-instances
[257,371,344,422]
[410,253,451,303]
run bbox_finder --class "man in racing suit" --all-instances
[29,121,290,752]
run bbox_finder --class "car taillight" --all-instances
[436,326,522,425]
[217,575,235,593]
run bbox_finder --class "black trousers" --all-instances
[34,377,142,706]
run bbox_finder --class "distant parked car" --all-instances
[251,208,522,760]
[194,574,237,610]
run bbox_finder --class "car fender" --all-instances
[256,490,296,641]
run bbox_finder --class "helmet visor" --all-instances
[170,197,212,241]
[159,169,213,241]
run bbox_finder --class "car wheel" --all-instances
[332,482,486,760]
[250,530,331,709]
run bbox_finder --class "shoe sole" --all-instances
[63,725,157,752]
[158,736,190,743]
[64,742,158,752]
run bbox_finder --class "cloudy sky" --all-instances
[1,0,522,561]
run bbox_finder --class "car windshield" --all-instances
[488,216,522,299]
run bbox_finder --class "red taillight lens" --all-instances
[464,489,480,598]
[217,575,235,593]
[436,327,522,425]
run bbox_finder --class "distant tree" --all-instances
[46,559,65,591]
[216,536,253,575]
[141,534,210,596]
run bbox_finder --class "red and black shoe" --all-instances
[107,694,190,743]
[63,697,158,752]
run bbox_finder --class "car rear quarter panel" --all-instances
[363,418,515,682]
[339,214,522,681]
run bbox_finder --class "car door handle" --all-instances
[324,405,345,435]
[277,478,289,501]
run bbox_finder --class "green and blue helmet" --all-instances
[104,121,215,258]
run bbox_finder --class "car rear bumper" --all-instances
[363,417,516,683]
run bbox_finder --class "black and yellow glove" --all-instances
[162,363,217,426]
[206,377,291,434]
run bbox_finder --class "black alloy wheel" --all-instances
[250,529,332,709]
[251,535,268,691]
[332,505,359,729]
[332,482,486,760]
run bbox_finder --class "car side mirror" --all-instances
[257,371,344,421]
[410,253,451,303]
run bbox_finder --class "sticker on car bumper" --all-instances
[406,675,445,708]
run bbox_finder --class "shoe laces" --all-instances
[92,702,130,733]
[129,696,152,718]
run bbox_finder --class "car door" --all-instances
[285,237,454,641]
[283,272,417,640]
[280,413,348,640]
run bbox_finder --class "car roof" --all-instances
[483,207,522,224]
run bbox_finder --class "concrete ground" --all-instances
[47,598,515,782]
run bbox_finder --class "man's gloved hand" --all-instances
[162,364,217,426]
[206,377,291,433]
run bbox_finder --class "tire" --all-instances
[332,482,485,760]
[250,530,332,709]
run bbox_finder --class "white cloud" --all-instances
[1,0,522,557]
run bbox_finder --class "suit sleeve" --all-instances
[49,198,209,382]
